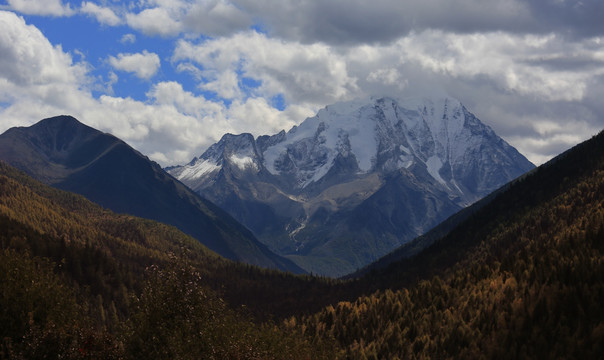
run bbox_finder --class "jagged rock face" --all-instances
[168,96,535,276]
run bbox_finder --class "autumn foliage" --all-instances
[1,129,604,359]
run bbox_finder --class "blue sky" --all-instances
[0,0,603,166]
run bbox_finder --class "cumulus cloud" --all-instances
[123,0,252,37]
[4,0,74,17]
[183,0,252,36]
[126,6,183,37]
[146,81,305,148]
[226,97,300,135]
[115,0,600,45]
[120,33,136,44]
[80,1,121,26]
[0,11,313,166]
[87,81,307,165]
[201,70,243,99]
[108,51,161,80]
[0,11,88,112]
[234,0,604,45]
[0,12,187,164]
[173,32,358,105]
[394,31,597,102]
[172,29,600,106]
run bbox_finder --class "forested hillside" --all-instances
[302,131,604,358]
[2,125,603,358]
[0,161,338,359]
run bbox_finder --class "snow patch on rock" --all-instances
[230,155,257,171]
[425,155,446,185]
[174,159,220,181]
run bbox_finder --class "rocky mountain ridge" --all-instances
[169,96,535,276]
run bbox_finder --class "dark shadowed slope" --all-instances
[0,161,336,358]
[0,115,304,273]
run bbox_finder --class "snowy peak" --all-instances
[171,95,531,197]
[263,98,383,187]
[166,95,535,276]
[170,133,263,184]
[169,157,221,183]
[205,133,262,172]
[261,96,506,193]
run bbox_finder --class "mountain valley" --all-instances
[0,120,602,359]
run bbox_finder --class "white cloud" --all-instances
[226,97,301,136]
[120,33,136,44]
[5,0,74,17]
[173,32,358,105]
[0,13,312,167]
[146,81,305,146]
[126,6,183,37]
[108,51,161,80]
[173,29,600,107]
[367,68,406,90]
[0,21,71,85]
[95,81,307,165]
[394,31,597,102]
[122,0,251,37]
[201,70,242,99]
[183,0,252,36]
[0,12,181,164]
[80,2,121,26]
[80,89,228,165]
[148,81,226,121]
[0,11,88,106]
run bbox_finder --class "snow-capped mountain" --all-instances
[168,133,264,191]
[168,96,535,276]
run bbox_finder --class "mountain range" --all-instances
[168,96,535,275]
[0,115,303,273]
[0,97,535,277]
[0,111,601,358]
